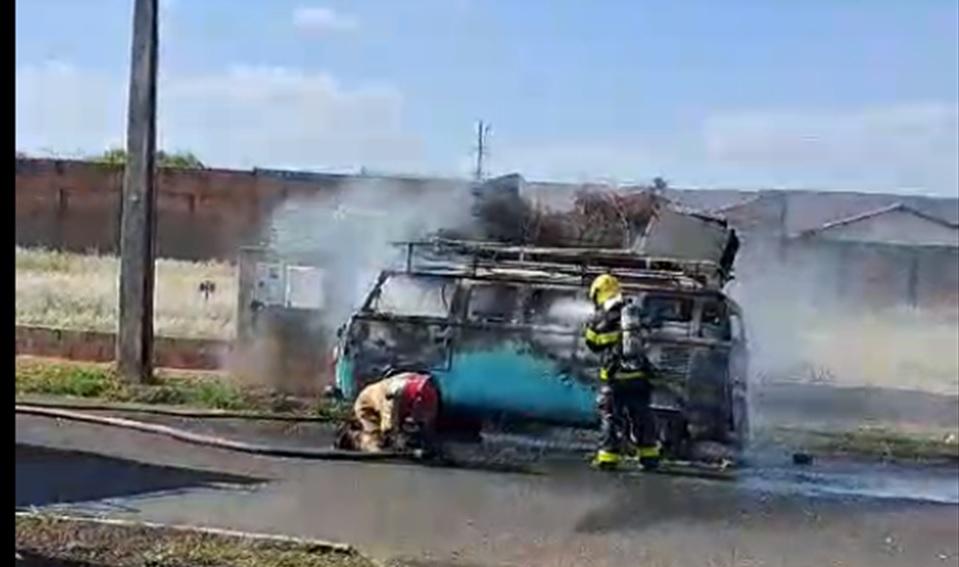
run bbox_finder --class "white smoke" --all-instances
[729,244,959,397]
[266,177,474,335]
[545,297,593,325]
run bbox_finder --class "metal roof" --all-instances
[796,202,959,238]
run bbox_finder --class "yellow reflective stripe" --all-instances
[599,368,647,381]
[616,370,647,380]
[593,449,621,464]
[585,327,620,346]
[637,445,661,458]
[601,368,646,380]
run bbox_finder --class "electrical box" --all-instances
[254,262,286,306]
[286,265,325,310]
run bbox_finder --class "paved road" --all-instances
[15,414,959,567]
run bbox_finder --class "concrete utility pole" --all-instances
[474,120,491,181]
[117,0,159,383]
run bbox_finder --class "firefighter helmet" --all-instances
[589,274,622,306]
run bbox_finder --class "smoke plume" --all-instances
[729,243,959,398]
[266,177,475,335]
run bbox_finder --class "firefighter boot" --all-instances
[636,443,662,471]
[591,449,622,471]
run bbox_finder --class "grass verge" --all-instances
[16,514,376,567]
[759,426,959,463]
[15,356,349,421]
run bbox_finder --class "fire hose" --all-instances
[15,403,541,474]
[15,404,741,477]
[14,404,402,461]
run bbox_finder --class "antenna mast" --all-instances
[473,120,491,181]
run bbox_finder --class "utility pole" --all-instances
[117,0,159,383]
[473,120,490,181]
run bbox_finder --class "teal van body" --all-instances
[333,241,748,447]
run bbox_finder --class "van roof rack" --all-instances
[392,238,729,291]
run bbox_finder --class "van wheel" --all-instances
[660,415,691,460]
[437,415,483,443]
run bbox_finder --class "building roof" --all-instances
[712,189,959,235]
[798,202,959,237]
[661,188,759,212]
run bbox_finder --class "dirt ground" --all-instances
[16,514,373,567]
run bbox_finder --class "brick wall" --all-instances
[14,158,371,260]
[16,158,471,260]
[17,157,958,310]
[15,325,230,370]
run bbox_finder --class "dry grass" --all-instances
[16,247,236,340]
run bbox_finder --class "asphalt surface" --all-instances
[15,413,959,567]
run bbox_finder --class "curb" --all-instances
[15,510,356,554]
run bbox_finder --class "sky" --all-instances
[15,0,959,196]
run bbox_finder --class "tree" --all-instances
[157,150,205,169]
[96,147,128,166]
[91,147,205,169]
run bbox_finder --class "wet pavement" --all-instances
[16,444,264,508]
[15,413,959,567]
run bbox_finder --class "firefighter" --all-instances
[337,372,440,455]
[584,274,661,471]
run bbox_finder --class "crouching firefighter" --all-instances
[335,372,440,457]
[585,274,661,471]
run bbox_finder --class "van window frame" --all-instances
[698,298,731,340]
[364,273,457,320]
[522,286,587,327]
[464,281,526,324]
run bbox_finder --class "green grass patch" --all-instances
[15,357,126,399]
[15,357,350,420]
[16,514,377,567]
[761,425,959,462]
[16,357,251,410]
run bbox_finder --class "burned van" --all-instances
[333,239,748,456]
